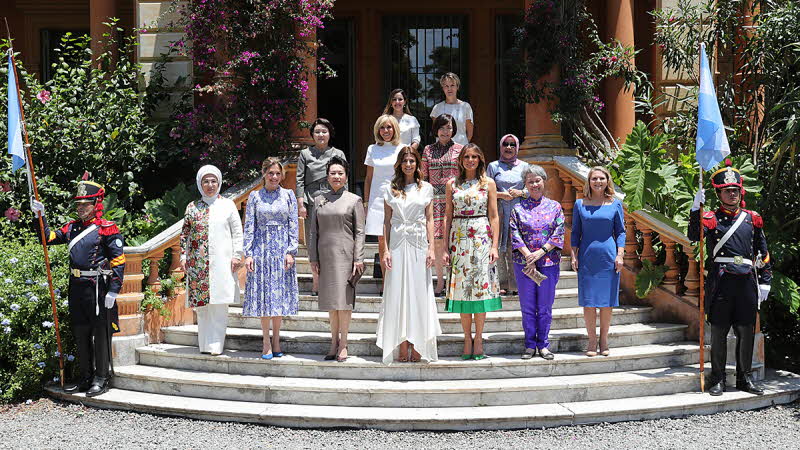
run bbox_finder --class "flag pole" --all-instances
[698,169,706,393]
[5,20,65,388]
[697,42,706,393]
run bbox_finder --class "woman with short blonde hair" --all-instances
[430,72,474,146]
[365,115,404,281]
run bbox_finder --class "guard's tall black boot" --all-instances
[86,323,111,397]
[734,324,763,395]
[709,324,730,396]
[64,325,93,393]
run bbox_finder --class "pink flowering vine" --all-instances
[36,90,51,104]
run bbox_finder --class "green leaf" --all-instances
[635,259,667,299]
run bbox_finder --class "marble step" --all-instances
[227,306,653,334]
[110,364,705,408]
[47,370,800,430]
[292,289,579,313]
[136,342,707,381]
[162,322,688,357]
[297,271,578,295]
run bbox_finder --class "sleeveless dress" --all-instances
[445,179,501,313]
[375,182,442,364]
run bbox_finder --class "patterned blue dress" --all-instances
[242,187,299,317]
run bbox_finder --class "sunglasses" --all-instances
[502,142,517,148]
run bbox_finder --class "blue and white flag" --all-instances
[695,43,730,172]
[7,55,26,172]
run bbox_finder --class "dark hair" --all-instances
[456,143,488,187]
[326,156,349,178]
[310,118,335,140]
[431,113,457,138]
[390,146,423,198]
[382,89,412,115]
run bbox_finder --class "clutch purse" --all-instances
[522,263,548,286]
[348,268,364,287]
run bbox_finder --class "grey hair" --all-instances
[521,164,548,183]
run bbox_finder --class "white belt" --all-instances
[71,268,113,277]
[714,256,753,266]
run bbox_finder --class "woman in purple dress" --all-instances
[509,165,565,360]
[243,158,299,359]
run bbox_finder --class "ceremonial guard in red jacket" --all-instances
[31,177,125,397]
[688,160,772,396]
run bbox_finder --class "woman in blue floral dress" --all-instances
[243,158,299,359]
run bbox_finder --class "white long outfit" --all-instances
[364,142,403,235]
[180,165,244,354]
[397,114,421,147]
[375,182,442,364]
[430,100,474,146]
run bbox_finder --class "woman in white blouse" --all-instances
[382,89,421,151]
[364,114,404,278]
[430,72,474,146]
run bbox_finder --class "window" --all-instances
[383,15,468,141]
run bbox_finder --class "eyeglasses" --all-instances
[502,142,517,148]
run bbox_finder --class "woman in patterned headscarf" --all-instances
[180,165,244,355]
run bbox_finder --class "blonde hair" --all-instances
[373,114,401,146]
[261,157,285,176]
[439,72,461,88]
[583,166,616,199]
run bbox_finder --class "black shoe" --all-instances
[709,380,725,396]
[64,379,92,393]
[85,379,110,397]
[736,374,764,395]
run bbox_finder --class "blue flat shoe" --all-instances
[273,352,284,358]
[261,353,273,360]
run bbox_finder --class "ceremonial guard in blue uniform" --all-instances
[31,177,126,397]
[688,160,772,396]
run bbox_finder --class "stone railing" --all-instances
[546,156,703,339]
[116,176,264,341]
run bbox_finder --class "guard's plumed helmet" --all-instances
[74,172,106,218]
[711,159,746,207]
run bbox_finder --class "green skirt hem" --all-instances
[445,296,502,313]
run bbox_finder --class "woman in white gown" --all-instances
[376,147,442,364]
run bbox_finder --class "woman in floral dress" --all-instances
[243,158,299,359]
[443,144,501,360]
[180,165,244,355]
[421,113,463,295]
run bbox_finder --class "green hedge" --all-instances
[0,222,75,403]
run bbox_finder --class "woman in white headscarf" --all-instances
[180,165,244,355]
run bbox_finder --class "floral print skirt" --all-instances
[445,216,501,313]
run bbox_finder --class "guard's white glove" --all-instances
[691,189,705,211]
[30,199,45,216]
[104,292,117,309]
[758,284,770,307]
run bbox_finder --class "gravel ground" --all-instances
[1,398,798,449]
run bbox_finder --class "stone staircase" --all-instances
[47,242,800,430]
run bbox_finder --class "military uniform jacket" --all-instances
[688,207,772,303]
[40,217,126,328]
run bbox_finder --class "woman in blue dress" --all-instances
[570,166,625,357]
[487,133,528,295]
[243,158,300,359]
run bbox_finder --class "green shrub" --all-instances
[0,223,76,403]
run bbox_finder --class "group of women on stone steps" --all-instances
[179,71,626,366]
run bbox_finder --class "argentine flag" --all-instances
[7,55,26,172]
[695,43,730,172]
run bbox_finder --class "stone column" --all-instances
[289,27,318,150]
[518,2,569,160]
[602,0,636,145]
[90,0,117,60]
